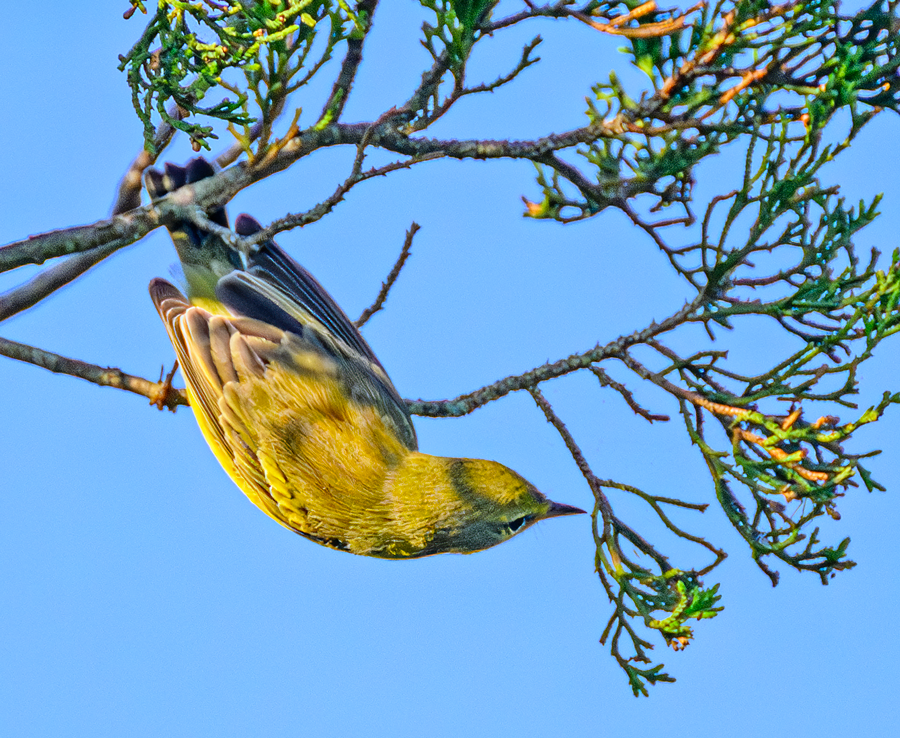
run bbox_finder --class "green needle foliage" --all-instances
[6,0,899,696]
[118,1,364,153]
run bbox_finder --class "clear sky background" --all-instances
[2,2,898,736]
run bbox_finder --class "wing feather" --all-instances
[230,330,266,380]
[216,263,417,451]
[149,279,272,512]
[247,242,379,364]
[207,316,239,386]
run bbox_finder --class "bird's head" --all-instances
[421,457,585,555]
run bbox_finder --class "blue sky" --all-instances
[2,3,898,736]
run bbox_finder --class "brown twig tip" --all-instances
[733,428,830,482]
[123,4,141,20]
[781,406,802,430]
[570,1,699,39]
[810,415,839,430]
[149,361,184,412]
[684,391,753,419]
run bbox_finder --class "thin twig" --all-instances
[110,103,187,216]
[318,0,378,126]
[528,386,613,519]
[216,120,265,168]
[248,153,443,245]
[355,222,419,327]
[529,386,673,571]
[590,366,670,422]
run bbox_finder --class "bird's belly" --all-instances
[239,400,410,555]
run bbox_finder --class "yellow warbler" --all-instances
[147,158,584,558]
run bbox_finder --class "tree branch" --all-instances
[0,239,130,322]
[0,163,249,272]
[0,336,188,411]
[407,293,705,416]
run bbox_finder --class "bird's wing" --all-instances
[149,278,292,526]
[246,239,380,364]
[150,277,420,549]
[215,241,418,451]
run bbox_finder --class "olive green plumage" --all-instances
[147,158,583,558]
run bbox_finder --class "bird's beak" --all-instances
[543,500,587,519]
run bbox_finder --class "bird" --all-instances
[146,157,584,558]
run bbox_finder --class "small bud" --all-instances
[522,197,549,218]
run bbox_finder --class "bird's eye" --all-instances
[508,516,530,533]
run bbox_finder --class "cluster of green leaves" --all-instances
[119,1,361,153]
[420,0,494,66]
[530,0,900,220]
[598,552,725,695]
[681,219,900,586]
[520,0,900,694]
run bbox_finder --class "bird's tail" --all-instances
[145,157,242,302]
